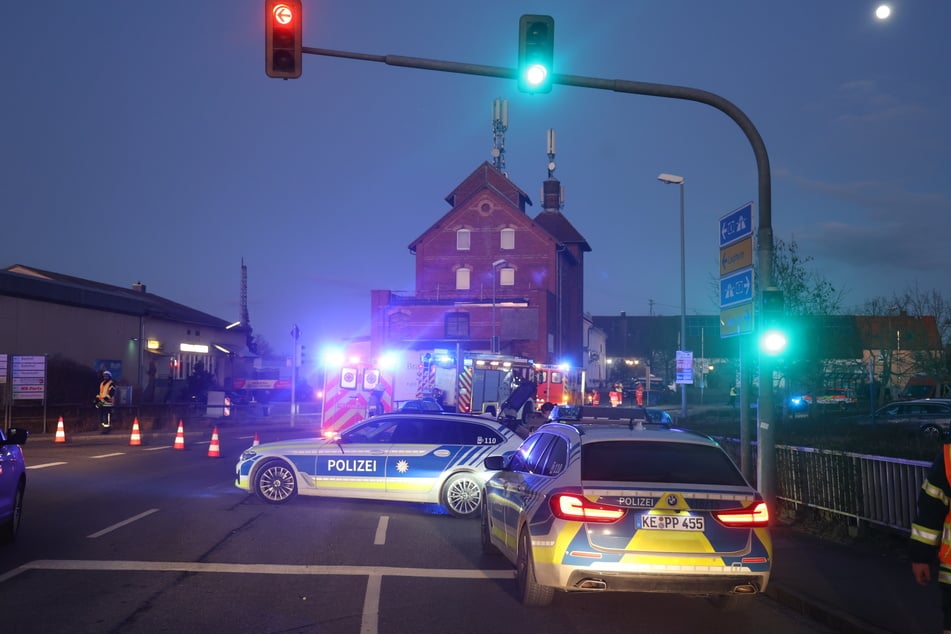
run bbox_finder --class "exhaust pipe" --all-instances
[732,584,757,594]
[576,578,607,590]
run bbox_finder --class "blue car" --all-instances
[235,413,524,518]
[0,427,28,542]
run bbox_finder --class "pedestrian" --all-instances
[910,443,951,633]
[95,370,116,433]
[728,385,737,408]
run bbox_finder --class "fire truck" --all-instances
[319,347,536,436]
[533,363,586,409]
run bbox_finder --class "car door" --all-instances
[0,431,20,519]
[313,417,393,496]
[384,417,463,496]
[500,432,558,546]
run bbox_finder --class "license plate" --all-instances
[637,513,705,531]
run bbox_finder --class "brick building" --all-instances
[369,162,590,366]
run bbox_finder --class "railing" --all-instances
[717,438,931,534]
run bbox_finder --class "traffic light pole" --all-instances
[301,47,777,502]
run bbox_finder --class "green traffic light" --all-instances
[760,329,788,355]
[518,14,554,94]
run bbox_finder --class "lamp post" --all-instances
[658,173,687,419]
[491,259,507,353]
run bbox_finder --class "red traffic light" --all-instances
[265,0,302,79]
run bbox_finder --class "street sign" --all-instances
[720,267,754,308]
[720,302,754,338]
[719,201,753,248]
[675,350,693,384]
[720,235,753,276]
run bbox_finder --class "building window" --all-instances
[456,229,471,251]
[499,267,515,287]
[456,267,471,290]
[445,312,470,338]
[501,228,515,250]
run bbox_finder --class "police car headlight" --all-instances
[240,449,257,461]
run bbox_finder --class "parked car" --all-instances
[395,398,444,413]
[789,388,856,412]
[874,399,951,438]
[235,412,525,518]
[481,421,771,609]
[0,427,28,542]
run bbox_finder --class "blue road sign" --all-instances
[720,267,754,308]
[719,202,753,248]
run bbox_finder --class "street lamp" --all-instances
[658,173,687,419]
[491,259,507,353]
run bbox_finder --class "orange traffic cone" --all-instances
[208,427,221,458]
[55,416,67,443]
[252,432,260,447]
[129,418,142,446]
[173,420,185,450]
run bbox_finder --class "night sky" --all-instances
[5,1,949,356]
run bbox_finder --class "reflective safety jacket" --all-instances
[97,379,116,407]
[910,444,951,584]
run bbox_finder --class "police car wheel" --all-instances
[441,473,482,519]
[0,483,23,543]
[480,499,500,555]
[254,460,297,504]
[516,528,554,606]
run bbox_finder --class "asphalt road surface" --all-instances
[0,422,838,633]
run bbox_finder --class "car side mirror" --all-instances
[484,455,506,471]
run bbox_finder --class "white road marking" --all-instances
[87,509,160,539]
[27,462,68,470]
[91,453,126,459]
[374,516,389,545]
[361,573,381,634]
[144,446,172,451]
[1,559,514,580]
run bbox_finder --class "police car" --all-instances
[235,412,524,518]
[481,414,771,608]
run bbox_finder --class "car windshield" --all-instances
[581,441,748,486]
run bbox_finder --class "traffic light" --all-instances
[517,14,554,94]
[265,0,302,79]
[759,289,788,355]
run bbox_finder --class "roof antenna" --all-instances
[541,129,564,212]
[547,128,556,178]
[491,97,508,176]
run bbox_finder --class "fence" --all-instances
[718,437,931,534]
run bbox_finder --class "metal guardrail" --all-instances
[717,438,931,534]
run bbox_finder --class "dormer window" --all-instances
[456,229,471,251]
[501,227,515,250]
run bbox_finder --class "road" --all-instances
[0,421,838,633]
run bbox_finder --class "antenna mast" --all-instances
[491,98,508,175]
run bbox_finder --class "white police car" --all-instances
[235,413,524,518]
[481,419,771,608]
[0,427,28,543]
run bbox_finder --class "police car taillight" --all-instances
[549,493,626,523]
[713,501,769,527]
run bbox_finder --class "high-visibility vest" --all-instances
[938,444,951,567]
[98,380,115,406]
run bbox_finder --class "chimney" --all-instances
[132,282,146,293]
[542,179,563,212]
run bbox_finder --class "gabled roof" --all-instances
[1,264,232,328]
[533,209,591,252]
[444,161,533,210]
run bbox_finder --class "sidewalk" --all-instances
[768,526,942,633]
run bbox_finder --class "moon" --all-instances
[875,4,892,20]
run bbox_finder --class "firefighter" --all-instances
[95,370,116,433]
[910,443,951,633]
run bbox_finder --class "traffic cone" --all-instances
[129,418,142,446]
[173,420,185,450]
[55,416,67,443]
[208,426,221,458]
[252,432,260,447]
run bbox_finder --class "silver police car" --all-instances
[235,413,524,518]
